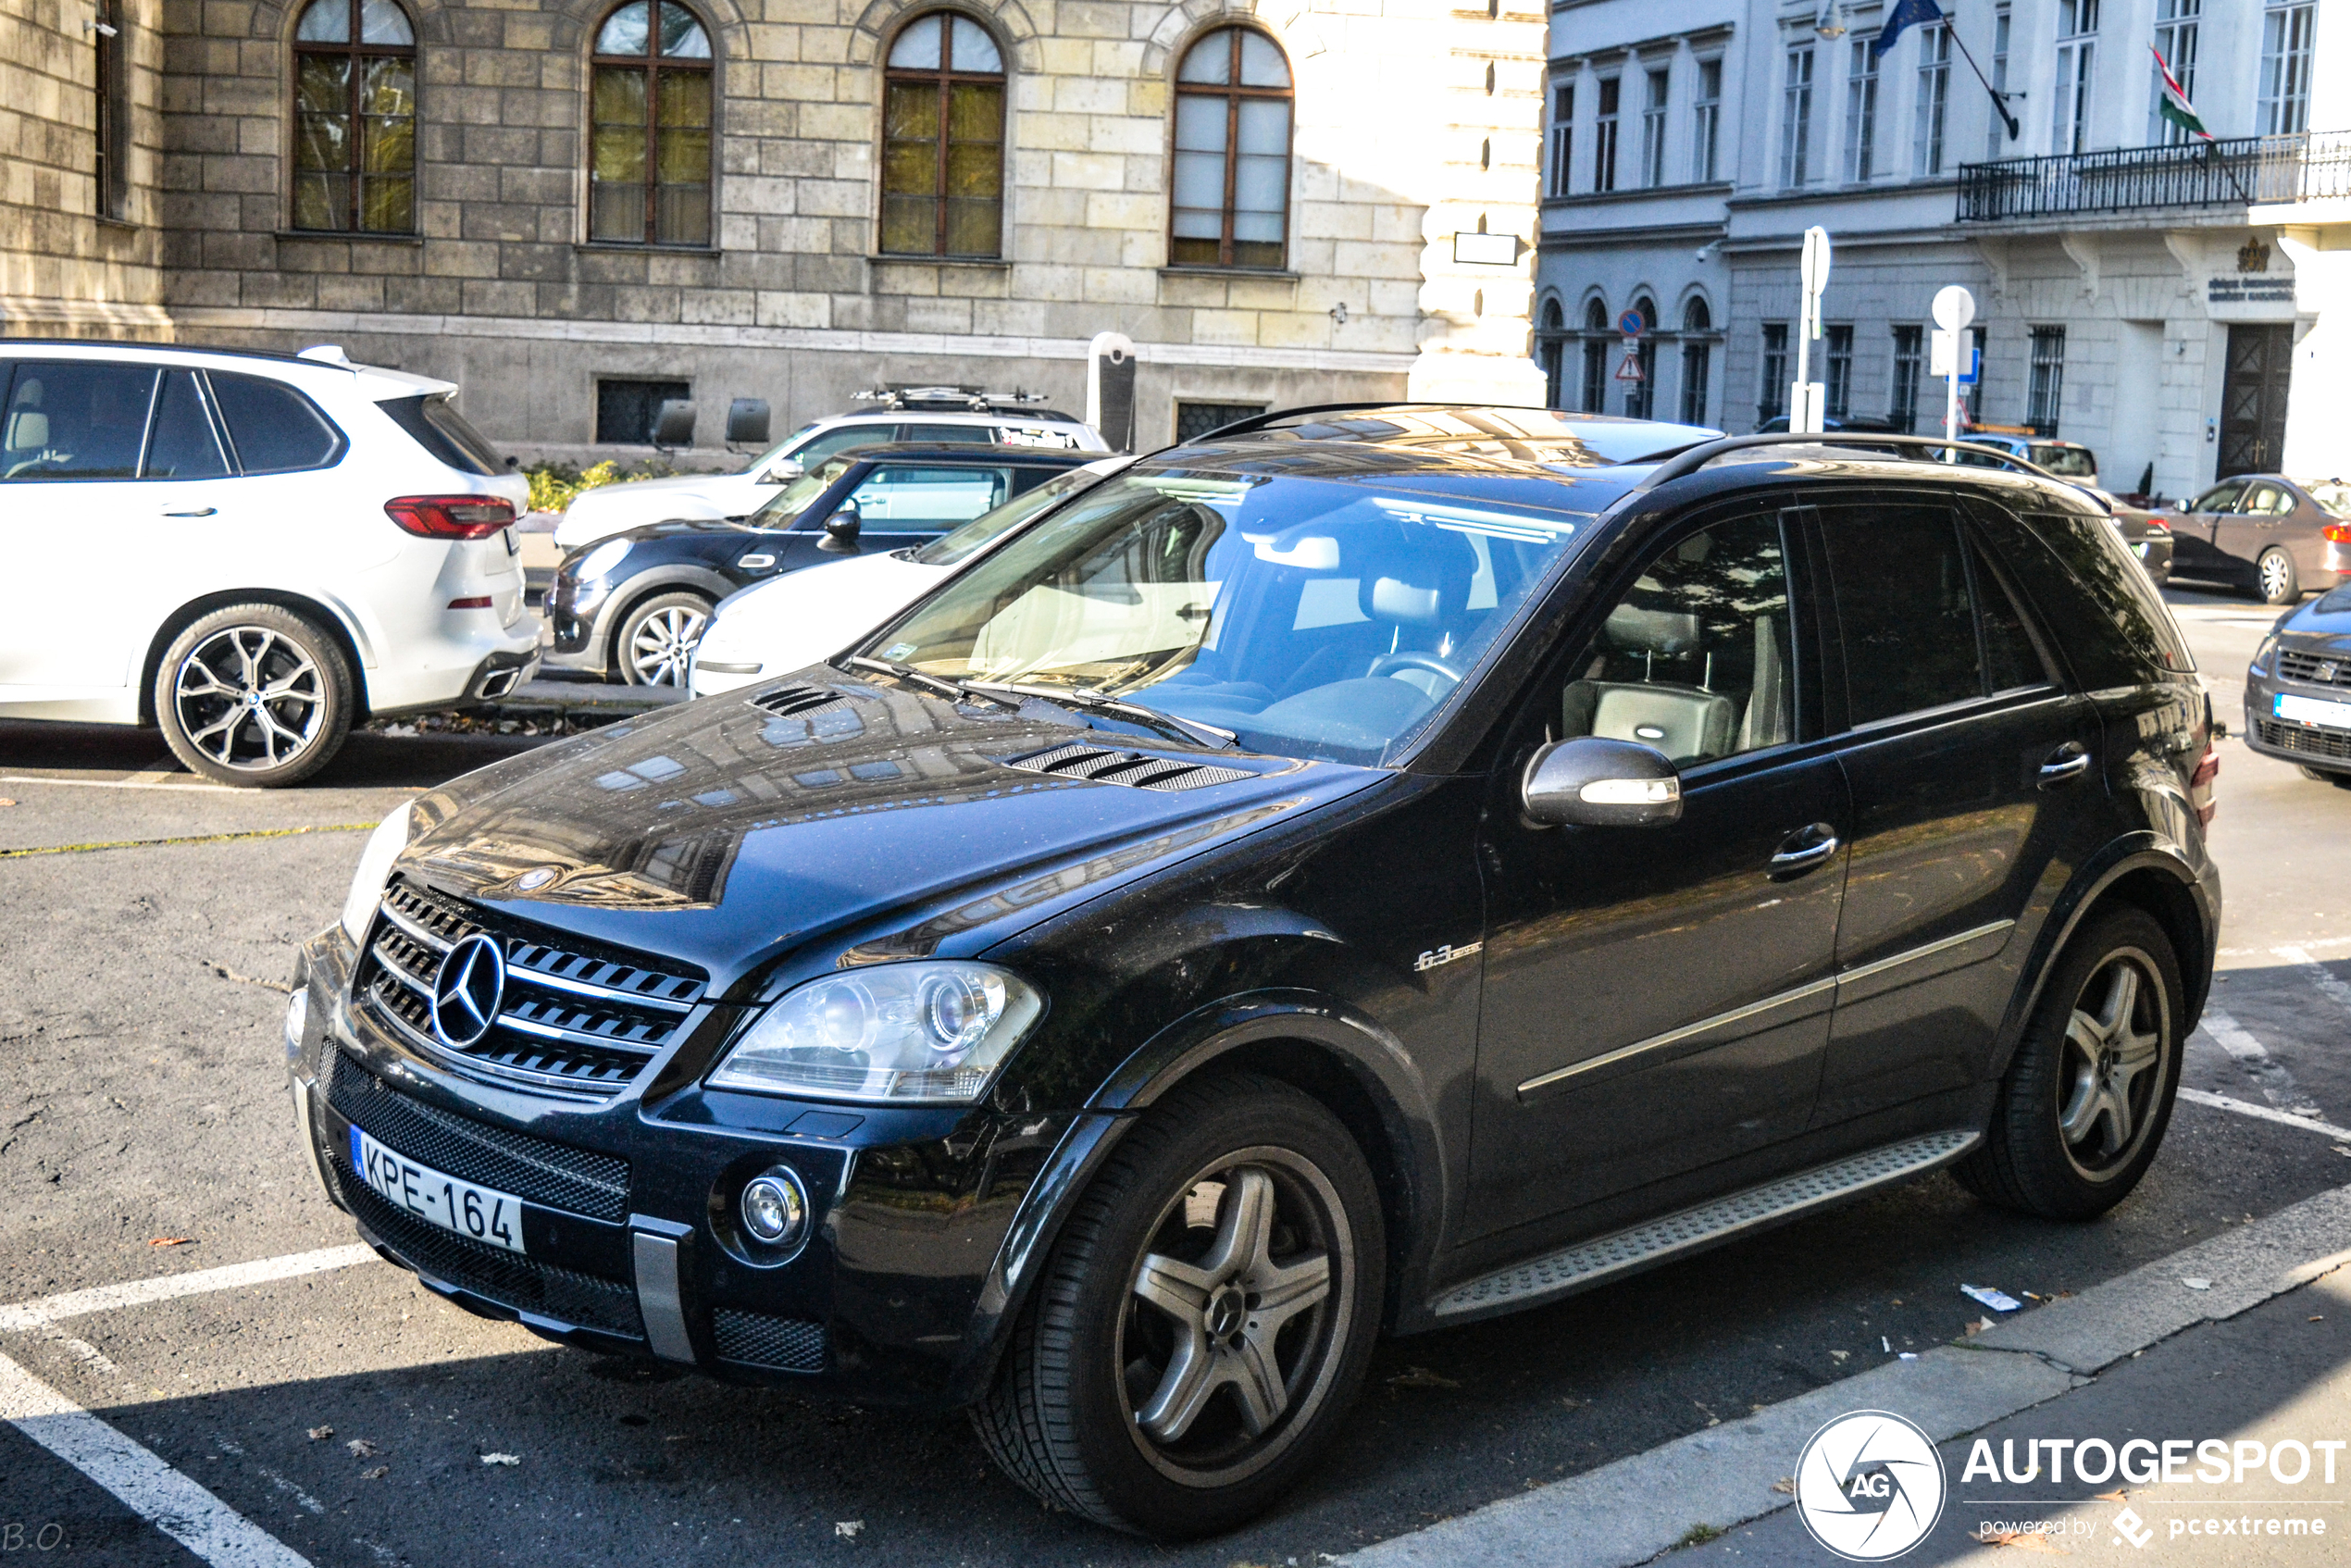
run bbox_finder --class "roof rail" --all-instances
[1628,431,2107,510]
[852,386,1052,412]
[1187,400,1583,443]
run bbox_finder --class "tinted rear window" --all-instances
[1977,505,2194,683]
[210,371,346,473]
[379,393,504,476]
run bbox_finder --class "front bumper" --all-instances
[287,925,1091,1408]
[2243,666,2351,775]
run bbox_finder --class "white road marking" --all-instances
[0,773,239,794]
[2178,1087,2351,1141]
[2194,1005,2324,1117]
[0,1350,312,1568]
[0,1244,379,1331]
[2279,945,2351,1019]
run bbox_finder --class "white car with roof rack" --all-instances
[0,340,536,786]
[551,387,1108,551]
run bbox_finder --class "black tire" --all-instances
[1957,907,2183,1220]
[153,604,355,788]
[2256,547,2300,606]
[972,1072,1385,1537]
[2297,765,2351,790]
[614,591,713,688]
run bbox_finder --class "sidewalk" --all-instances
[1343,1185,2351,1567]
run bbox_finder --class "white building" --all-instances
[1535,0,2345,497]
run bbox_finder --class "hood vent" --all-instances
[749,683,848,717]
[1001,742,1254,792]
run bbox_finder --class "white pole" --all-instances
[1931,286,1976,463]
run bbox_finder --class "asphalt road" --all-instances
[3,587,2349,1567]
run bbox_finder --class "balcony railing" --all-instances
[1957,131,2351,221]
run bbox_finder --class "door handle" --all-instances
[161,505,216,517]
[2038,743,2093,789]
[1769,824,1840,876]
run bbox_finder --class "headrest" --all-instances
[6,412,48,449]
[1604,604,1701,655]
[1369,577,1441,626]
[1357,526,1479,627]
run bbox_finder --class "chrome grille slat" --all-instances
[379,899,459,953]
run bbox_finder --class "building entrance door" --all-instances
[2218,324,2293,479]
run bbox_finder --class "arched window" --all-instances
[1680,297,1712,427]
[1537,299,1566,407]
[292,0,417,232]
[1579,296,1608,414]
[590,1,713,246]
[880,13,1005,257]
[1171,28,1292,269]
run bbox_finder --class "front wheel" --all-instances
[614,591,713,688]
[973,1072,1384,1537]
[2257,547,2300,605]
[1956,907,2183,1220]
[154,604,354,787]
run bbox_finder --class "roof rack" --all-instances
[1629,431,2107,510]
[852,385,1054,413]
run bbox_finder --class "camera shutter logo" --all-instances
[431,933,506,1049]
[1794,1410,1947,1561]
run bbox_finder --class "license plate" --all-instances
[2276,691,2351,730]
[349,1125,527,1254]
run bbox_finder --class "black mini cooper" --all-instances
[290,410,2220,1537]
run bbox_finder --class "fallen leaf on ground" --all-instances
[480,1452,519,1466]
[305,1425,333,1441]
[360,1465,388,1480]
[147,1237,193,1248]
[2182,1277,2211,1290]
[1829,1349,1850,1363]
[346,1439,380,1458]
[835,1520,864,1538]
[0,799,15,807]
[2095,1489,2127,1502]
[2314,1315,2327,1323]
[1386,1366,1461,1389]
[1770,1477,1796,1495]
[1973,1528,2070,1552]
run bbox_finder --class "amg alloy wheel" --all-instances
[154,604,354,788]
[974,1073,1383,1537]
[616,591,713,687]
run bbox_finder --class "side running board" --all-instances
[1431,1129,1981,1322]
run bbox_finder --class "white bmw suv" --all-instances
[0,342,536,786]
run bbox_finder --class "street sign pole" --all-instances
[1793,227,1831,434]
[1931,285,1975,463]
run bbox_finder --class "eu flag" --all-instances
[1872,0,1945,56]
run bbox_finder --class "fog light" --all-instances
[283,989,309,1063]
[740,1168,808,1248]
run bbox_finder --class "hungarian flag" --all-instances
[1872,0,1944,57]
[2152,46,2213,142]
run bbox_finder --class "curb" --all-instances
[1338,1182,2351,1568]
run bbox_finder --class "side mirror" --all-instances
[651,399,696,452]
[758,459,804,485]
[818,504,863,553]
[1521,737,1683,828]
[726,397,770,449]
[2173,499,2190,513]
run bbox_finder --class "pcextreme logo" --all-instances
[1795,1411,1948,1562]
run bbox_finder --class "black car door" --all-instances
[1467,503,1849,1239]
[1807,494,2108,1128]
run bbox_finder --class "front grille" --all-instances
[712,1309,827,1372]
[2259,718,2351,761]
[2278,648,2351,689]
[327,1051,630,1223]
[999,742,1255,792]
[354,878,706,1099]
[337,1153,644,1338]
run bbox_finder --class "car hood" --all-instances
[2284,584,2351,639]
[570,472,751,507]
[710,552,936,631]
[392,674,1386,996]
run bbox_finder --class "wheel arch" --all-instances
[140,590,374,726]
[600,569,732,672]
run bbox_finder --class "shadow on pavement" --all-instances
[0,720,556,791]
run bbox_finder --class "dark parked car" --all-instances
[547,444,1101,684]
[2245,579,2351,785]
[2108,509,2175,585]
[2167,473,2351,604]
[292,418,2220,1537]
[1753,412,1900,434]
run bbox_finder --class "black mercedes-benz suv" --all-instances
[288,408,2220,1537]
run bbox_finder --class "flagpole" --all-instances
[1945,21,2018,143]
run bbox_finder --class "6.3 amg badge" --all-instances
[1795,1410,1947,1561]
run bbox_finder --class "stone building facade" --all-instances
[3,0,1553,456]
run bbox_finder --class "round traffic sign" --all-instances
[1932,285,1976,331]
[1617,308,1645,338]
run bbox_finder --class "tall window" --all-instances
[1984,5,2012,158]
[1890,325,1923,432]
[880,14,1004,256]
[2150,1,2199,145]
[1640,67,1669,187]
[2052,0,2097,156]
[1171,28,1292,269]
[1912,22,1949,175]
[1593,76,1621,193]
[590,1,713,246]
[2028,327,2066,435]
[1581,298,1609,414]
[93,0,126,218]
[1823,324,1854,420]
[291,0,417,232]
[1548,83,1574,198]
[2259,2,2316,135]
[1759,322,1789,427]
[1538,300,1566,405]
[1692,58,1722,181]
[1843,38,1877,183]
[1779,44,1813,189]
[1625,297,1657,419]
[1680,297,1711,427]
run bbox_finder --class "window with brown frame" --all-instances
[590,1,713,247]
[1169,27,1292,270]
[291,0,417,232]
[879,13,1005,257]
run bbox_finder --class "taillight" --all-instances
[2323,522,2351,545]
[2189,746,2220,828]
[2141,519,2171,536]
[385,494,516,540]
[447,595,493,610]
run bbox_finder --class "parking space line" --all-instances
[2194,1005,2324,1117]
[0,1244,379,1331]
[2277,945,2351,1020]
[2179,1087,2351,1141]
[0,1350,313,1568]
[0,773,240,794]
[0,823,375,861]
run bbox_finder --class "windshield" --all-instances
[2032,444,2096,479]
[2302,481,2351,519]
[748,455,860,525]
[857,464,1594,765]
[911,465,1110,566]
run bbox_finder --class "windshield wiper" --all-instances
[844,655,1020,711]
[969,681,1237,751]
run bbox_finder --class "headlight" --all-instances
[708,962,1043,1104]
[339,805,414,943]
[577,538,631,580]
[2252,635,2280,677]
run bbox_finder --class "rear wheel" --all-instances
[973,1072,1384,1537]
[2298,765,2351,790]
[614,591,713,687]
[2257,547,2300,605]
[154,604,354,788]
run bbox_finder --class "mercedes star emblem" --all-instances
[515,867,556,891]
[431,933,506,1049]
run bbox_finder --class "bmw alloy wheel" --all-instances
[2258,548,2299,605]
[172,625,327,773]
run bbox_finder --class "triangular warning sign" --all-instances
[1613,352,1644,382]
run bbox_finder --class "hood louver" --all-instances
[748,683,848,717]
[1000,742,1254,792]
